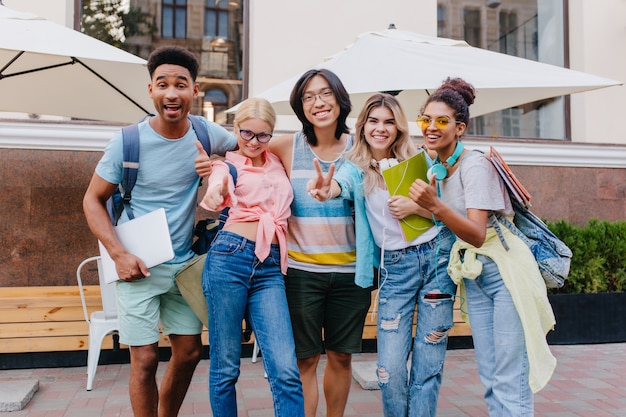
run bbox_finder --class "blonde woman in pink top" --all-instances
[199,97,304,417]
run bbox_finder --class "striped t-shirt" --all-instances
[287,131,356,273]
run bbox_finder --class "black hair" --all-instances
[147,46,199,81]
[422,77,475,125]
[289,69,352,146]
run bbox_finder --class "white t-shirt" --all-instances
[365,187,438,251]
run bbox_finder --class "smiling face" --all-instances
[420,101,466,160]
[364,106,398,160]
[148,63,198,126]
[235,118,273,166]
[301,75,340,129]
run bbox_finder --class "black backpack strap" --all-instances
[119,124,140,221]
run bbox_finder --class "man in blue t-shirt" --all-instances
[83,46,236,417]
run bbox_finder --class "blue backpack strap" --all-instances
[116,116,206,224]
[225,161,238,184]
[217,161,238,221]
[119,123,140,221]
[189,115,211,156]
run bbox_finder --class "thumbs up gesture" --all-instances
[201,174,229,211]
[195,141,212,178]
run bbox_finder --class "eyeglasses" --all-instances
[238,129,272,144]
[301,88,334,105]
[416,115,461,130]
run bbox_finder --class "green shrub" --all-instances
[546,219,626,294]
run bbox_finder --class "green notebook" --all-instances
[381,151,434,241]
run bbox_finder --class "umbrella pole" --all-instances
[1,53,78,79]
[75,58,152,115]
[0,50,25,76]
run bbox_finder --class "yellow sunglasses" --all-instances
[416,115,461,130]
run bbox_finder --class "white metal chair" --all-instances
[251,336,268,378]
[252,338,260,363]
[76,256,120,391]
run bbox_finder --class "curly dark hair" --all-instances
[422,77,476,125]
[289,69,352,146]
[147,46,199,81]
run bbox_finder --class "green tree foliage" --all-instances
[81,0,154,50]
[547,219,626,294]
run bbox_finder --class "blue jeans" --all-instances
[376,228,456,417]
[203,231,304,417]
[465,254,533,416]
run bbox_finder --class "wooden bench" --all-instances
[0,286,470,354]
[0,285,210,354]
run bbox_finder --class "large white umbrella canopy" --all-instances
[238,28,621,120]
[0,5,154,124]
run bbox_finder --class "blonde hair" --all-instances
[233,97,277,130]
[345,93,414,195]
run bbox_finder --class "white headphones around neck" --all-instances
[371,158,399,171]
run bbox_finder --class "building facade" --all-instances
[123,0,244,124]
[5,0,624,143]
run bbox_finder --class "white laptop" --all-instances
[98,208,175,283]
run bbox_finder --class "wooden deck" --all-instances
[0,286,470,354]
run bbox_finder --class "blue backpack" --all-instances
[107,115,236,255]
[491,198,572,288]
[482,149,573,288]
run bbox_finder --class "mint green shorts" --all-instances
[116,261,203,346]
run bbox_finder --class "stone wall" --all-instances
[511,165,625,225]
[1,149,100,287]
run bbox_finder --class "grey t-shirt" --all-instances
[439,151,513,226]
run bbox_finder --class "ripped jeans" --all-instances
[376,227,456,417]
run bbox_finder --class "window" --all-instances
[437,5,446,38]
[438,1,567,140]
[501,108,522,137]
[466,115,485,136]
[498,10,518,55]
[205,0,230,39]
[162,0,187,39]
[204,89,228,124]
[463,8,481,47]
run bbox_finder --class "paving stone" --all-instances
[1,345,626,415]
[352,361,379,390]
[0,379,39,411]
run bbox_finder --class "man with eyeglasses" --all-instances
[270,69,373,417]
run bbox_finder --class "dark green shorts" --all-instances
[285,268,373,359]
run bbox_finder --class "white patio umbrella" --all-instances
[234,28,621,120]
[0,5,154,124]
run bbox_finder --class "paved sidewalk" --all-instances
[1,343,625,416]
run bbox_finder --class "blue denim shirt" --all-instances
[333,160,379,288]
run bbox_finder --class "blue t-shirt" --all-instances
[96,118,236,264]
